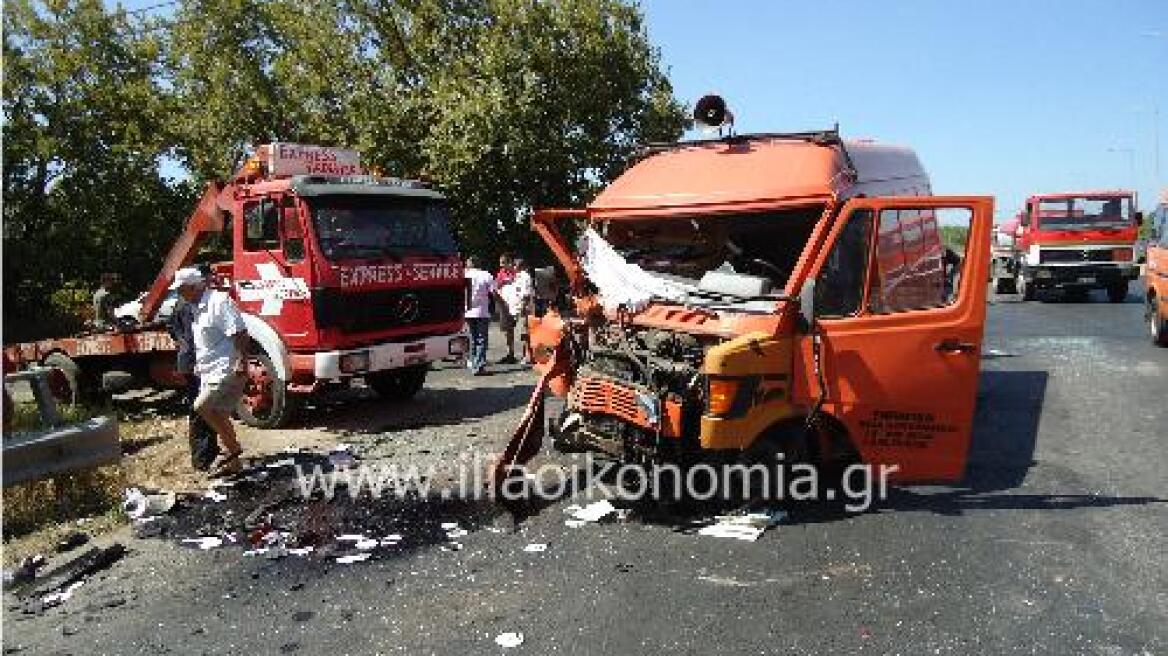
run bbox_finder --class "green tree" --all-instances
[3,0,193,340]
[167,0,685,259]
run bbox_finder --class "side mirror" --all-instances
[797,278,816,332]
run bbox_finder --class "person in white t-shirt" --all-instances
[463,256,496,375]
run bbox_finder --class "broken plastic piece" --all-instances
[203,489,228,503]
[446,528,468,539]
[354,539,379,551]
[123,488,176,520]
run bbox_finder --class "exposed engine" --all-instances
[555,322,713,461]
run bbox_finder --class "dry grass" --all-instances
[2,410,192,566]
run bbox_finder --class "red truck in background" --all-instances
[994,191,1143,302]
[4,144,469,427]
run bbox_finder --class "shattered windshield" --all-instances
[1037,196,1132,230]
[309,195,458,261]
[584,206,821,309]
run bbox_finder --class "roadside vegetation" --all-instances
[2,0,686,341]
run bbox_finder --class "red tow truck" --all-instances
[4,144,468,427]
[999,190,1143,302]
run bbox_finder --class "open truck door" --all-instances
[793,196,993,482]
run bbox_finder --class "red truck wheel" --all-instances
[235,351,297,429]
[42,352,98,407]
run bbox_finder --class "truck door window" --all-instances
[243,200,280,251]
[869,207,971,313]
[280,197,305,262]
[814,209,873,318]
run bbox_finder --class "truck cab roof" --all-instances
[589,134,928,217]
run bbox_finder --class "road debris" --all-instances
[182,536,224,550]
[55,531,90,553]
[697,509,788,542]
[3,554,46,589]
[495,632,525,648]
[522,543,548,553]
[336,553,371,565]
[570,500,617,523]
[41,581,84,609]
[203,489,228,503]
[122,487,177,520]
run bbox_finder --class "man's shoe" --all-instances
[498,355,518,365]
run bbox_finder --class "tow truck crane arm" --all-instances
[137,181,231,323]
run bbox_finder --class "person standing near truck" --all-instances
[171,267,249,477]
[464,256,496,376]
[91,273,119,330]
[168,266,219,471]
[494,253,519,364]
[502,257,534,365]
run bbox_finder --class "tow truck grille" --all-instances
[1039,249,1114,264]
[314,286,463,334]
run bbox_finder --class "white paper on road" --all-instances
[495,632,525,648]
[570,500,617,523]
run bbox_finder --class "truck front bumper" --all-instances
[1025,263,1140,289]
[313,331,468,380]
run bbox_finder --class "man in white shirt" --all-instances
[171,267,250,477]
[501,257,534,365]
[463,256,496,375]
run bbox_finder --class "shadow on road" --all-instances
[298,382,534,435]
[967,369,1046,492]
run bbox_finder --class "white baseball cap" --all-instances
[169,267,205,290]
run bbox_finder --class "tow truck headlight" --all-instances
[339,350,370,374]
[449,336,469,356]
[1113,248,1133,262]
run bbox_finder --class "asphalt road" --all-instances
[5,285,1166,655]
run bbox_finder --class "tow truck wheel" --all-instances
[367,365,428,401]
[236,351,296,429]
[1106,281,1129,304]
[1016,274,1035,301]
[1149,296,1168,347]
[42,352,98,407]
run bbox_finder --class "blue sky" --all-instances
[641,0,1167,218]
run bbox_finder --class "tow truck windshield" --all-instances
[309,195,458,261]
[1037,196,1132,230]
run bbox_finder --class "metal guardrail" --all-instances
[3,368,121,487]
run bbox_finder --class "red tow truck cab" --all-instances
[5,144,469,427]
[1006,190,1142,302]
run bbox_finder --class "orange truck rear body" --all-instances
[519,132,994,483]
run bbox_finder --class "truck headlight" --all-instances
[1112,248,1133,262]
[339,350,370,374]
[706,376,757,418]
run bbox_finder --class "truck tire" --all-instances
[1150,296,1168,347]
[1106,281,1128,304]
[993,276,1016,294]
[42,352,99,407]
[236,351,297,429]
[367,365,428,401]
[1016,274,1035,301]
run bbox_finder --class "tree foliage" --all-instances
[3,0,685,340]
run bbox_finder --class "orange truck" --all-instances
[497,98,994,486]
[1000,191,1143,302]
[5,144,468,426]
[1146,191,1168,346]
